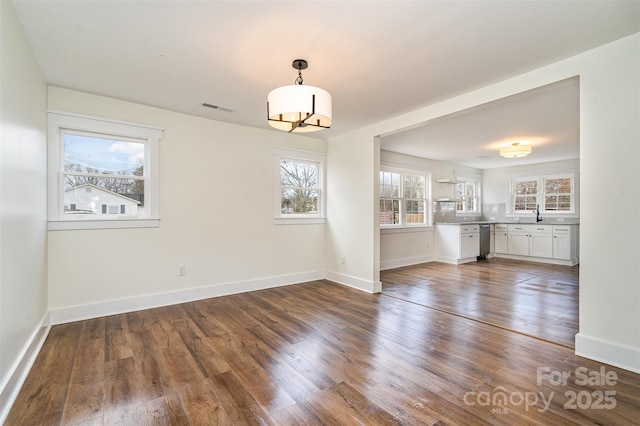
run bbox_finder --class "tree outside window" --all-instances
[280,160,319,215]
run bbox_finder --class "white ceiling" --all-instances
[12,1,640,168]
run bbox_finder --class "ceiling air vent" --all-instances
[202,102,235,113]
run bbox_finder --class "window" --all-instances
[543,177,572,211]
[379,167,429,227]
[509,173,576,215]
[48,111,163,230]
[513,178,538,212]
[379,170,400,225]
[62,131,144,216]
[454,177,480,215]
[273,147,326,224]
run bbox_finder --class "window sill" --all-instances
[48,218,160,231]
[380,225,433,234]
[274,217,327,225]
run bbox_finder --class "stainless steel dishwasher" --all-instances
[478,224,491,259]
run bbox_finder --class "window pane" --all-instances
[281,189,318,214]
[380,198,400,225]
[404,174,425,199]
[281,160,318,188]
[64,133,144,176]
[64,178,142,215]
[380,171,401,198]
[405,199,425,224]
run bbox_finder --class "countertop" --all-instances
[435,220,580,225]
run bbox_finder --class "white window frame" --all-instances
[47,111,163,230]
[273,147,326,225]
[379,165,431,229]
[507,170,579,218]
[454,174,481,217]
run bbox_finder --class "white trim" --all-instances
[325,270,382,293]
[494,253,578,266]
[381,255,433,270]
[0,313,51,425]
[50,270,325,324]
[47,111,163,230]
[272,146,327,223]
[48,218,160,231]
[433,255,478,265]
[575,333,640,374]
[506,169,579,216]
[274,217,326,225]
[380,225,433,234]
[47,109,163,134]
[379,165,432,227]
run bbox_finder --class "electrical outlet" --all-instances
[340,255,346,265]
[178,265,186,276]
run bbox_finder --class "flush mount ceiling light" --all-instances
[267,59,332,133]
[500,142,532,158]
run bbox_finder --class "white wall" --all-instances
[325,131,381,292]
[378,150,482,269]
[0,1,49,420]
[354,34,640,372]
[47,87,328,321]
[483,158,580,221]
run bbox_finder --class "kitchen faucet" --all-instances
[535,204,542,222]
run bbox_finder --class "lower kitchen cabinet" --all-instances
[498,223,578,265]
[435,224,479,264]
[553,225,579,261]
[507,224,553,258]
[494,224,508,254]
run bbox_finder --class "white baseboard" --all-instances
[380,255,433,271]
[575,333,640,374]
[50,270,325,325]
[495,253,579,266]
[433,255,477,265]
[325,270,381,293]
[0,312,51,425]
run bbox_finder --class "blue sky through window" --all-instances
[64,134,144,174]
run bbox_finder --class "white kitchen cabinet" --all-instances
[507,225,530,256]
[460,232,480,259]
[435,224,479,264]
[494,224,508,254]
[529,227,554,258]
[507,224,553,258]
[553,225,579,264]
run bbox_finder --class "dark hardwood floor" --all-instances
[6,270,639,425]
[382,258,579,347]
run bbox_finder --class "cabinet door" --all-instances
[495,231,508,254]
[508,233,529,256]
[553,233,572,260]
[460,233,479,259]
[529,233,553,258]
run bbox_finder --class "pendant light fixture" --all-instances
[267,59,332,133]
[500,142,532,158]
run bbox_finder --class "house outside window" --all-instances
[48,111,163,230]
[273,147,326,225]
[379,167,430,227]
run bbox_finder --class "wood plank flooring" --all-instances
[6,276,639,425]
[382,258,579,347]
